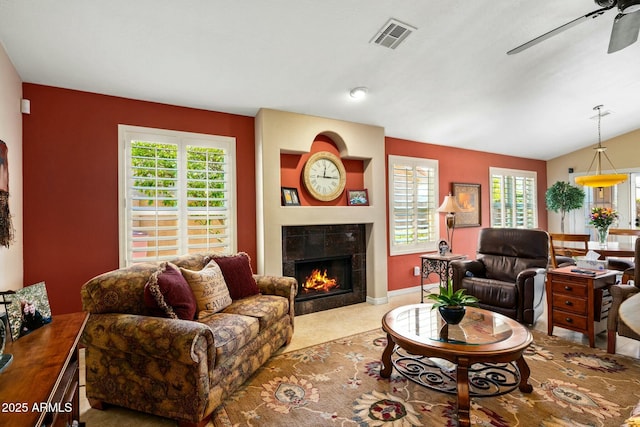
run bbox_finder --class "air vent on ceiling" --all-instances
[370,18,417,49]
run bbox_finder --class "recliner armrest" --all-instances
[81,313,215,366]
[607,284,640,331]
[451,260,486,290]
[516,267,545,282]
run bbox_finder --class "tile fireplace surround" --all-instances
[282,224,367,314]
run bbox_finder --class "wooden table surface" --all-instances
[0,312,87,427]
[588,242,635,258]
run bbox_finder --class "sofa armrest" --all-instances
[607,284,640,331]
[254,275,298,298]
[254,275,298,329]
[81,313,215,366]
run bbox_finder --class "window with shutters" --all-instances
[490,167,537,229]
[119,125,236,266]
[388,155,439,255]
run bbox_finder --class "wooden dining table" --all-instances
[587,242,635,258]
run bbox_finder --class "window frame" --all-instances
[489,166,538,229]
[388,155,440,256]
[118,125,237,267]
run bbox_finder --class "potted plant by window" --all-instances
[545,181,585,234]
[426,280,479,325]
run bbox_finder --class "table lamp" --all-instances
[437,193,462,251]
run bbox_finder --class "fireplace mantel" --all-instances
[255,109,388,304]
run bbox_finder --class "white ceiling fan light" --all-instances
[349,87,368,100]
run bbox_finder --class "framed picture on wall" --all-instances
[281,187,301,206]
[452,182,481,227]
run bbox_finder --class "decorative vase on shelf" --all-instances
[597,227,609,249]
[438,306,466,325]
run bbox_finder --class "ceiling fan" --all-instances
[507,0,640,54]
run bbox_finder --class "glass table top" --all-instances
[388,304,514,346]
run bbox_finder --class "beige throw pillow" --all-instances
[180,260,232,319]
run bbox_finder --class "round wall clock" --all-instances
[303,151,347,201]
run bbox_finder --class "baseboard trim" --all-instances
[367,283,439,305]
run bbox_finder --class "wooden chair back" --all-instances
[549,233,590,268]
[608,228,640,241]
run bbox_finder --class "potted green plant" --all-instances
[545,181,585,234]
[426,280,479,324]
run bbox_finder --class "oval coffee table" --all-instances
[381,304,533,427]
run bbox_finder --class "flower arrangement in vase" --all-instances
[426,280,479,325]
[589,206,618,248]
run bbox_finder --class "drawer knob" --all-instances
[565,301,573,306]
[565,317,573,323]
[564,286,572,291]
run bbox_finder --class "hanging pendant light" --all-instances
[574,105,627,188]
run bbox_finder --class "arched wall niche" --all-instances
[255,108,388,304]
[317,131,348,157]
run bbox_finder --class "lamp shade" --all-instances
[574,173,627,188]
[437,195,463,213]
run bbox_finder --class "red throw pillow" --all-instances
[144,262,197,320]
[210,252,260,300]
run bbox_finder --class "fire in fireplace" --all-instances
[302,269,338,292]
[295,255,352,302]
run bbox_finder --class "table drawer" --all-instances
[552,294,587,314]
[553,310,588,330]
[551,280,588,297]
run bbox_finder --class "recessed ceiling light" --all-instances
[349,87,368,100]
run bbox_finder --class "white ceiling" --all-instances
[1,0,640,160]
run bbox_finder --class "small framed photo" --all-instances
[438,240,450,256]
[281,187,301,206]
[347,189,369,206]
[5,282,53,341]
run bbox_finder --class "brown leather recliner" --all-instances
[451,228,549,324]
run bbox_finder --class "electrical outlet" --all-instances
[413,266,421,276]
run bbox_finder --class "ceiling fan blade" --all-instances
[507,7,610,55]
[608,11,640,53]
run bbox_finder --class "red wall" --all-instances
[385,137,548,291]
[22,84,256,314]
[21,84,548,314]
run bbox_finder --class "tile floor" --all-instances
[79,288,640,426]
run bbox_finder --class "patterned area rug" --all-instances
[212,328,640,427]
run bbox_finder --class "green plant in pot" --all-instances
[545,181,585,234]
[426,280,479,325]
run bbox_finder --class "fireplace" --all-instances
[282,224,366,315]
[295,255,352,301]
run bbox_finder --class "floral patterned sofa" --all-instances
[80,252,297,427]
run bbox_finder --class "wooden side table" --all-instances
[0,312,88,427]
[420,252,466,303]
[546,266,617,347]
